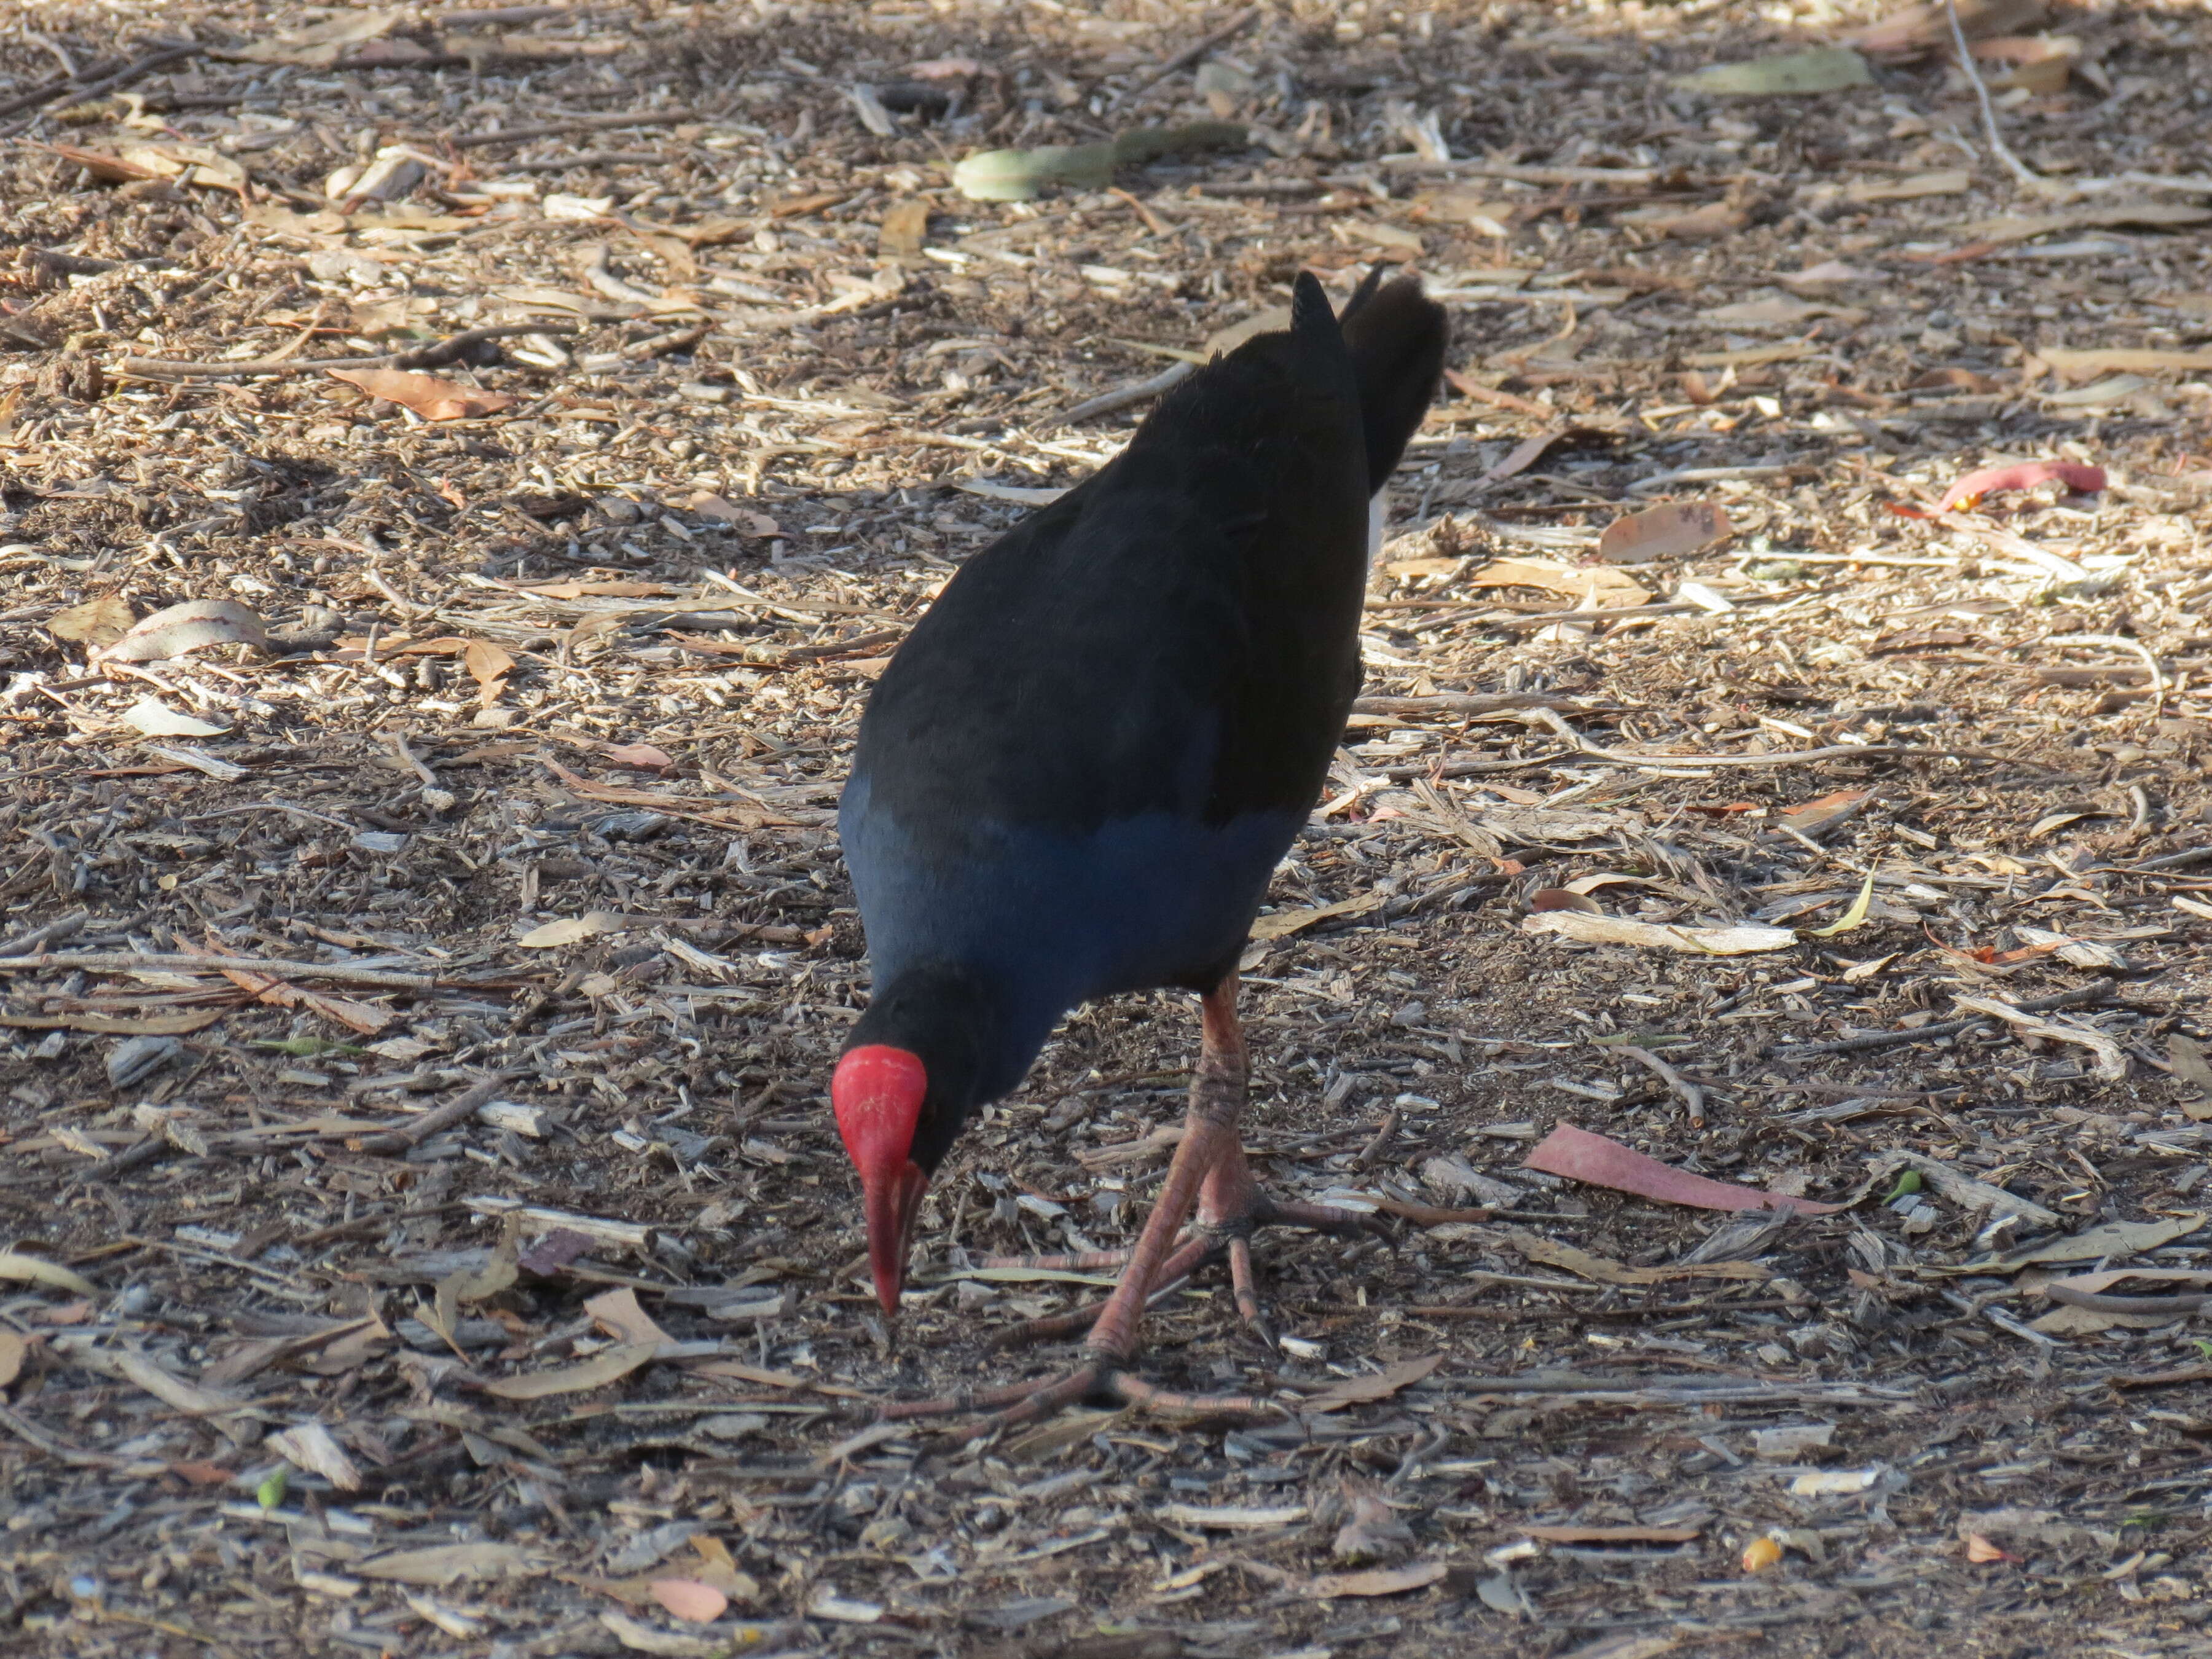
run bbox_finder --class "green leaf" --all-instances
[951,124,1248,202]
[258,1463,291,1510]
[1807,871,1877,938]
[1881,1170,1923,1204]
[1673,45,1873,97]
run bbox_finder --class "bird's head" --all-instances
[831,1043,932,1316]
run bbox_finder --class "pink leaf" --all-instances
[1524,1124,1842,1214]
[1937,461,2106,515]
[601,742,675,769]
[1594,501,1735,565]
[650,1579,729,1623]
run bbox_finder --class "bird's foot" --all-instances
[1193,1183,1388,1349]
[874,1348,1284,1443]
[984,1169,1387,1351]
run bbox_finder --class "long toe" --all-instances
[989,1234,1219,1349]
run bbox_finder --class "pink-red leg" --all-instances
[885,976,1287,1435]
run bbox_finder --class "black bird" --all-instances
[831,269,1446,1422]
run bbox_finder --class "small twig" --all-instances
[1942,0,2045,194]
[113,322,581,382]
[0,907,87,957]
[1770,982,2116,1061]
[1619,1045,1705,1127]
[1108,186,1175,237]
[501,149,670,172]
[2049,632,2165,708]
[0,951,436,990]
[442,110,697,149]
[24,33,81,80]
[0,41,199,128]
[353,1075,511,1155]
[1112,5,1262,108]
[2043,1284,2210,1316]
[1526,707,2048,772]
[1351,1109,1400,1172]
[1055,361,1194,425]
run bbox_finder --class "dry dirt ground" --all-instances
[4,0,2212,1655]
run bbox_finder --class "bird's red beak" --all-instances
[831,1045,930,1317]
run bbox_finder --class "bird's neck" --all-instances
[847,963,1010,1161]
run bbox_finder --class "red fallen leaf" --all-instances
[1938,461,2106,515]
[1964,1534,2020,1564]
[1594,501,1735,565]
[1529,888,1601,914]
[328,367,516,422]
[601,742,675,769]
[1524,1124,1843,1214]
[1883,500,1935,519]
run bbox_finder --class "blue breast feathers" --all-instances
[840,770,1301,1099]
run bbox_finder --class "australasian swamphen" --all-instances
[831,268,1447,1425]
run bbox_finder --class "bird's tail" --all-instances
[1338,267,1448,496]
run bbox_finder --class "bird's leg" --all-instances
[1075,973,1249,1364]
[986,993,1383,1353]
[1190,1138,1385,1348]
[882,976,1284,1433]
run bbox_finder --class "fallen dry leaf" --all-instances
[480,1340,657,1400]
[681,493,782,536]
[1301,1561,1448,1599]
[1525,1124,1843,1214]
[237,8,406,66]
[1671,44,1872,95]
[267,1421,364,1491]
[1848,0,2047,54]
[518,911,627,949]
[1506,1231,1769,1285]
[877,197,930,256]
[585,1287,671,1347]
[0,1330,24,1390]
[96,598,267,664]
[1966,1213,2205,1276]
[356,1542,536,1586]
[464,639,515,696]
[46,595,135,648]
[0,1251,98,1296]
[118,697,229,739]
[1521,911,1797,954]
[1250,891,1387,939]
[1843,168,1971,203]
[1296,1352,1441,1413]
[1466,557,1650,609]
[329,367,517,422]
[1594,501,1735,565]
